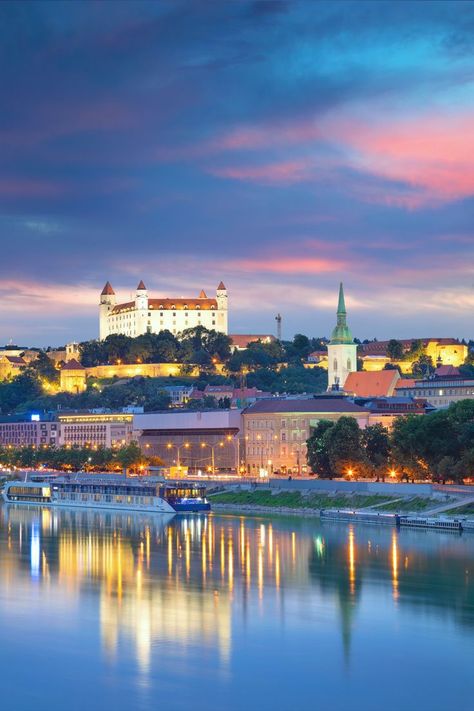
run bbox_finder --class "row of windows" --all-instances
[58,492,155,505]
[247,444,305,456]
[247,418,309,429]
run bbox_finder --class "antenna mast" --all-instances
[275,313,282,341]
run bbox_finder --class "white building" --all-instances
[327,283,357,390]
[99,280,228,340]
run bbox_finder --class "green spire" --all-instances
[330,282,353,344]
[337,282,346,316]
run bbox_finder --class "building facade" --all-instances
[327,283,357,390]
[243,396,370,476]
[396,375,474,409]
[58,412,134,448]
[0,419,58,447]
[134,410,242,473]
[99,280,228,340]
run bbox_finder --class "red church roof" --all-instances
[344,370,400,398]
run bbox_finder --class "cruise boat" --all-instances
[2,475,210,514]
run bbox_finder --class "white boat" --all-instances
[2,475,210,514]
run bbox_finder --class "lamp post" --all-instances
[200,441,224,475]
[166,442,191,472]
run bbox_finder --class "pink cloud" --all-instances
[233,256,346,274]
[208,159,313,185]
[329,111,474,205]
[0,179,66,198]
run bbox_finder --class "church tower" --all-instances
[99,281,116,341]
[327,283,357,390]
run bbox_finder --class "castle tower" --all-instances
[99,282,116,341]
[60,359,87,394]
[135,280,149,336]
[327,283,357,390]
[216,281,228,334]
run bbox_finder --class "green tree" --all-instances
[362,423,390,478]
[306,420,335,478]
[387,339,404,360]
[325,416,366,478]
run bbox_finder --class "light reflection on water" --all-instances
[0,505,474,711]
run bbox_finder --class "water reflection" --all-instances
[1,505,474,710]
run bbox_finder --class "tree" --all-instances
[306,420,335,477]
[325,416,366,478]
[362,423,390,478]
[412,354,434,378]
[387,339,404,360]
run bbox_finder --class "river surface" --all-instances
[0,505,473,711]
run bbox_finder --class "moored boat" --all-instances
[2,475,210,514]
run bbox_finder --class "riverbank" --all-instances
[208,489,474,528]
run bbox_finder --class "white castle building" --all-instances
[327,283,357,390]
[99,280,228,340]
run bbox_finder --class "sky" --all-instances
[1,0,473,347]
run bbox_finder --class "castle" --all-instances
[99,280,228,340]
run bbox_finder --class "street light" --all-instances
[200,441,224,474]
[166,442,191,471]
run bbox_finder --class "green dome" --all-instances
[330,283,354,345]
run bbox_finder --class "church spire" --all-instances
[337,282,346,316]
[330,282,353,345]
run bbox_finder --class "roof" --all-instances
[61,358,85,371]
[111,297,218,315]
[344,370,400,398]
[0,355,26,365]
[395,378,416,390]
[101,281,115,296]
[137,280,146,290]
[199,289,207,298]
[217,281,226,290]
[434,365,460,377]
[230,334,276,349]
[244,397,368,414]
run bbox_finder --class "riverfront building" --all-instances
[396,370,474,409]
[99,280,228,340]
[242,396,370,476]
[134,410,243,473]
[0,419,58,448]
[58,412,134,448]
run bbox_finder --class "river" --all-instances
[0,505,473,711]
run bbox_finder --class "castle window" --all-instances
[333,359,338,371]
[159,305,164,309]
[347,358,351,370]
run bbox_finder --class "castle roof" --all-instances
[330,283,353,345]
[61,358,85,371]
[217,281,226,290]
[199,289,207,298]
[111,297,218,315]
[137,280,146,290]
[101,281,115,296]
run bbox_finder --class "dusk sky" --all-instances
[1,0,473,346]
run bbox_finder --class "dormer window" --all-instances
[171,304,176,310]
[183,304,188,309]
[159,304,164,309]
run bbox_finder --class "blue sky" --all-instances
[0,0,473,346]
